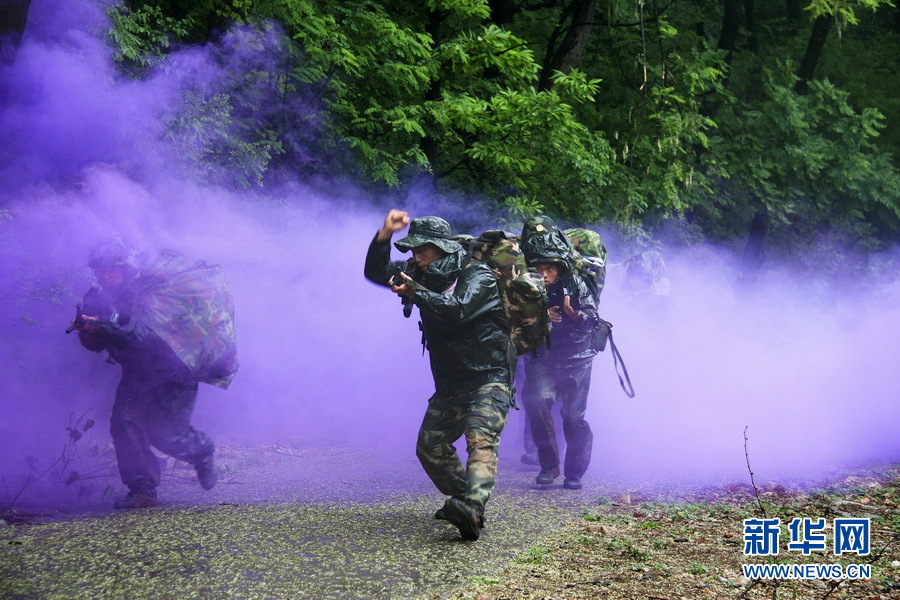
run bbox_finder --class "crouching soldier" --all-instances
[364,210,516,541]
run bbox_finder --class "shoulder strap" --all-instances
[604,321,635,398]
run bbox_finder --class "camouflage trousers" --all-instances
[416,384,512,510]
[110,374,214,493]
[523,356,594,480]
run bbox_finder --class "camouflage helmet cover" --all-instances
[88,238,136,270]
[394,216,463,254]
[530,257,569,272]
[521,215,571,265]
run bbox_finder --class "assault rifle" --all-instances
[546,280,571,311]
[65,304,85,334]
[390,260,419,318]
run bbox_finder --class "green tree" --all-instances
[108,0,615,218]
[102,0,900,263]
[700,67,900,275]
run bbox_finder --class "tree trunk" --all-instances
[488,0,519,25]
[717,0,743,55]
[0,0,31,65]
[743,0,758,53]
[786,0,803,24]
[421,8,444,170]
[538,0,598,91]
[739,207,769,284]
[795,15,831,94]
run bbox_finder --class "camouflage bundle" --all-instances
[468,230,551,356]
[562,227,607,300]
[134,250,239,389]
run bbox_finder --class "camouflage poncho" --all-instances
[133,250,239,389]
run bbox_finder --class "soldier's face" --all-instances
[412,243,446,270]
[93,266,126,289]
[536,263,559,285]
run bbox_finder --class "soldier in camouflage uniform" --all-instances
[73,240,221,509]
[520,216,600,491]
[364,210,515,541]
[623,249,671,312]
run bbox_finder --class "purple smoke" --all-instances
[592,246,900,485]
[1,0,898,511]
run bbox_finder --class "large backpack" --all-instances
[134,249,239,389]
[466,230,551,356]
[518,217,634,396]
[563,227,607,300]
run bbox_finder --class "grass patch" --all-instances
[515,546,552,565]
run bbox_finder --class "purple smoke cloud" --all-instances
[1,0,897,512]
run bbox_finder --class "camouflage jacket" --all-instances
[364,235,514,397]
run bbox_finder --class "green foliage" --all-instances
[281,2,615,217]
[805,0,893,30]
[275,1,436,185]
[105,1,615,217]
[818,11,900,153]
[102,0,900,255]
[605,538,650,561]
[425,0,490,20]
[107,4,194,72]
[569,534,598,546]
[465,576,501,584]
[515,546,552,564]
[703,64,900,250]
[164,91,281,188]
[687,562,709,576]
[433,79,611,218]
[668,503,705,521]
[435,24,538,86]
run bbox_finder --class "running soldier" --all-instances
[520,216,600,490]
[364,210,515,541]
[71,239,237,508]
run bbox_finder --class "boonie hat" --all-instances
[394,216,463,254]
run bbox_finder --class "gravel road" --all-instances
[0,440,610,599]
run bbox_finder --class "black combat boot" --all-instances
[113,489,158,509]
[444,497,484,541]
[195,455,220,491]
[563,476,583,490]
[535,471,556,485]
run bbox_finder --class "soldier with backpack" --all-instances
[520,215,602,490]
[364,210,516,541]
[70,239,237,509]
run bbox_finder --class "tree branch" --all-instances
[744,426,767,518]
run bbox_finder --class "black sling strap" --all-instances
[606,325,635,398]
